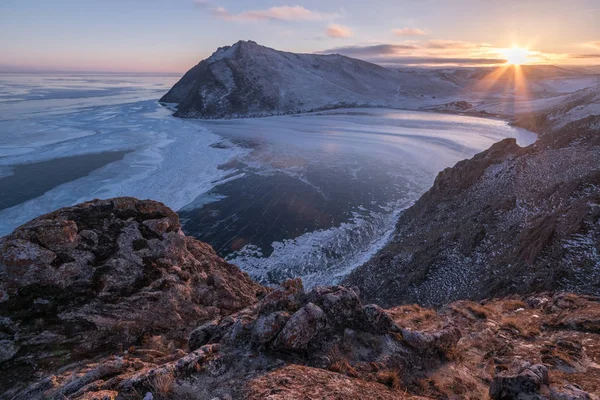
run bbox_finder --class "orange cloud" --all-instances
[583,41,600,50]
[393,28,427,37]
[327,24,353,38]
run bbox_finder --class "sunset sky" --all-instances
[1,0,599,73]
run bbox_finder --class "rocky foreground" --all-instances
[1,198,600,399]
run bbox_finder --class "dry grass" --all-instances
[329,359,359,378]
[150,372,175,398]
[499,316,541,338]
[465,303,489,319]
[327,344,359,378]
[420,366,486,400]
[389,304,438,329]
[501,300,527,312]
[376,370,400,389]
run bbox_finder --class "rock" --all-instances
[489,363,549,400]
[361,304,401,334]
[0,339,19,362]
[189,319,222,351]
[306,286,362,327]
[258,278,304,315]
[0,197,264,395]
[252,311,290,344]
[401,326,461,355]
[550,384,598,400]
[273,303,327,351]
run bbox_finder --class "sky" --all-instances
[1,0,599,73]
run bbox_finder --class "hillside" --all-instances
[344,86,600,307]
[159,41,460,118]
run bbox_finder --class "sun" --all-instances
[501,46,531,65]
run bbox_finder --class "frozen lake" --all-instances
[0,73,536,286]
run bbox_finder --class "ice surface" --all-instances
[188,108,537,286]
[0,74,539,286]
[0,74,246,235]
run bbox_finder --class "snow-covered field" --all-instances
[0,73,536,285]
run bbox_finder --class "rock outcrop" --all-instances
[0,198,265,397]
[10,280,600,399]
[344,94,600,308]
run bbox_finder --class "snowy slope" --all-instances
[160,41,462,118]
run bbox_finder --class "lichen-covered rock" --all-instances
[273,303,327,351]
[361,304,401,334]
[0,197,265,395]
[489,363,549,400]
[258,277,304,315]
[252,311,290,344]
[306,286,362,328]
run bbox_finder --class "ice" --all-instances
[192,108,537,286]
[0,76,246,235]
[0,166,13,179]
[0,74,540,287]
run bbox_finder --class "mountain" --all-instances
[160,40,460,118]
[161,41,599,120]
[344,86,600,307]
[3,198,599,399]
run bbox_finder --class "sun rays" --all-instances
[500,46,534,65]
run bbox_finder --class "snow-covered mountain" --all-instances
[162,41,599,119]
[160,40,461,118]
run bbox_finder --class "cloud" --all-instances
[569,53,600,59]
[583,41,600,50]
[211,5,337,22]
[393,28,427,37]
[320,41,512,66]
[370,56,507,66]
[321,44,418,56]
[424,40,483,49]
[326,24,353,38]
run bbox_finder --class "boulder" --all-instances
[306,286,362,327]
[252,311,290,344]
[361,304,401,334]
[490,363,549,400]
[401,326,461,355]
[258,278,304,315]
[273,303,327,351]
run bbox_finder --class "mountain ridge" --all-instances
[344,86,600,307]
[159,40,462,118]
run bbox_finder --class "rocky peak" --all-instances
[0,197,265,396]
